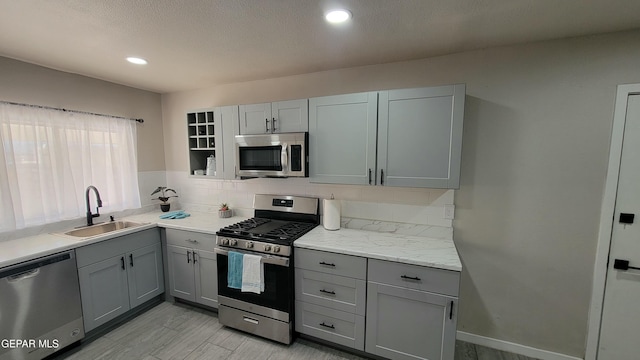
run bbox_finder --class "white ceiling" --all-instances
[1,0,639,94]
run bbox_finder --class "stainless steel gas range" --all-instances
[215,194,319,344]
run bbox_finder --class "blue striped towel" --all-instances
[227,251,243,289]
[159,210,191,219]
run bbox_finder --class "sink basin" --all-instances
[62,221,145,238]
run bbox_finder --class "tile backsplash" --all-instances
[166,171,455,238]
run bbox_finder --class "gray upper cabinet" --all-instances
[218,105,239,180]
[310,85,465,189]
[378,84,465,188]
[309,92,378,185]
[239,99,308,135]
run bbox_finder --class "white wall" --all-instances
[161,29,640,358]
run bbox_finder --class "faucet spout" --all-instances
[86,185,103,226]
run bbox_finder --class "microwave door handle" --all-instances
[281,143,288,170]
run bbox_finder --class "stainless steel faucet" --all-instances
[85,185,103,226]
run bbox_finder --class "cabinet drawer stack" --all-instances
[294,248,367,350]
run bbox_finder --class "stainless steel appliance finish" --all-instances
[0,251,84,360]
[235,132,308,178]
[216,194,319,345]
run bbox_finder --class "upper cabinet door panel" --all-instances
[272,99,308,133]
[239,103,272,135]
[309,92,378,185]
[378,84,465,189]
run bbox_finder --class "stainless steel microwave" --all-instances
[235,132,308,178]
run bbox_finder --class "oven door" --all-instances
[215,247,292,315]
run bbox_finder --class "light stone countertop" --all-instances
[0,211,247,269]
[1,211,461,273]
[294,226,462,272]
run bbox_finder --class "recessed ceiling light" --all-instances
[126,57,148,65]
[325,9,351,24]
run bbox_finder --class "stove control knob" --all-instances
[230,239,238,246]
[222,238,229,245]
[273,246,280,253]
[264,245,272,252]
[246,242,254,249]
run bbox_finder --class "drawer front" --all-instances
[368,259,460,296]
[76,228,160,268]
[295,269,366,315]
[165,228,216,252]
[295,248,366,279]
[295,301,365,351]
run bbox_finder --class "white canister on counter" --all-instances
[206,155,216,176]
[323,194,340,230]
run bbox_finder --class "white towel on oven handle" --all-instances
[241,254,264,293]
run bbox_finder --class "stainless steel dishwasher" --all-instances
[0,250,85,360]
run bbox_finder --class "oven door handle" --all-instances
[214,248,290,267]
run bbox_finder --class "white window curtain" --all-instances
[0,103,141,232]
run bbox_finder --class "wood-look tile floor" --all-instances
[53,301,369,360]
[52,301,537,360]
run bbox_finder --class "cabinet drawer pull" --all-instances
[401,275,421,281]
[186,238,198,243]
[121,256,125,270]
[319,289,335,295]
[319,322,335,329]
[129,254,134,267]
[319,261,336,267]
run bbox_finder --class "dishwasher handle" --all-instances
[0,251,72,279]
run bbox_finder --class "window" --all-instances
[0,103,141,232]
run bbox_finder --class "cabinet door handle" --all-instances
[193,252,198,264]
[368,168,372,185]
[272,117,277,132]
[381,169,385,185]
[265,118,270,132]
[129,254,134,267]
[319,261,336,267]
[449,301,454,320]
[319,322,335,329]
[401,275,421,281]
[319,289,335,295]
[187,251,191,263]
[121,256,125,270]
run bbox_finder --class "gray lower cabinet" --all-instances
[76,228,164,332]
[165,229,218,308]
[295,248,367,350]
[366,259,460,360]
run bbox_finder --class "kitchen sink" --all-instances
[62,221,145,238]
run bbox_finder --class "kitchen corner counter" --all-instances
[0,211,247,269]
[294,226,462,272]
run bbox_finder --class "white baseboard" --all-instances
[457,331,583,360]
